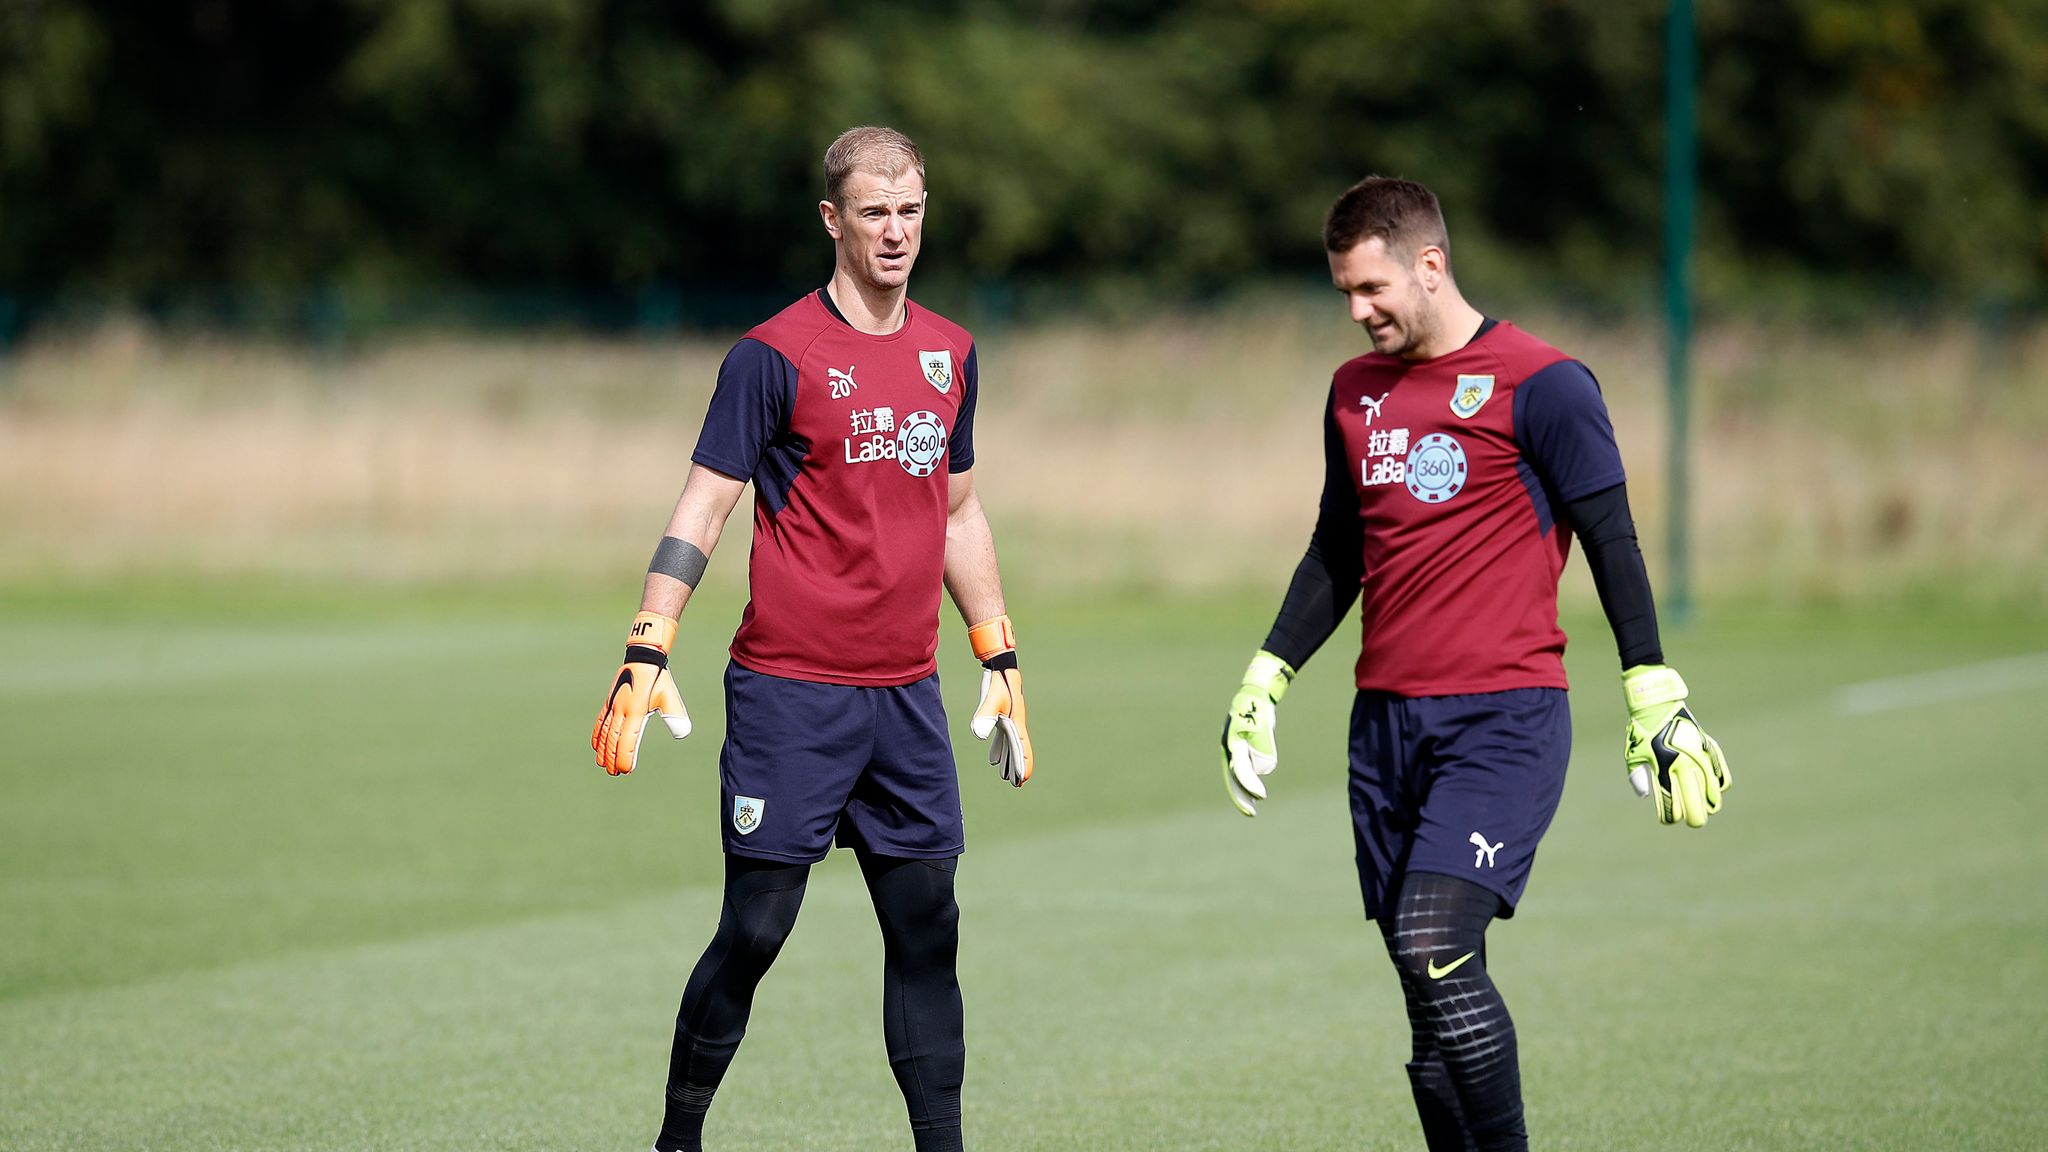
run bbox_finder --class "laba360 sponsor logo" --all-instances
[1361,427,1468,503]
[844,407,948,477]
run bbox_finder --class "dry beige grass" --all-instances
[2,309,2042,607]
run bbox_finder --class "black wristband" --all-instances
[980,650,1019,672]
[647,535,709,588]
[623,644,669,668]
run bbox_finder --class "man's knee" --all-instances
[865,855,960,965]
[1384,872,1496,990]
[729,900,799,964]
[721,858,810,967]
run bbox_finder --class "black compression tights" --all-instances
[655,853,964,1152]
[861,853,966,1152]
[657,855,810,1152]
[1378,872,1527,1152]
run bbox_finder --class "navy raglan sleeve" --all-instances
[948,344,977,473]
[1513,360,1627,501]
[1517,359,1663,667]
[692,337,797,482]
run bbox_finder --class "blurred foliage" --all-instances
[1,0,2044,317]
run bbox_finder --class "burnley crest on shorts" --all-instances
[919,350,952,393]
[733,795,764,836]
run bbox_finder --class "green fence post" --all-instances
[0,297,18,395]
[1664,0,1696,624]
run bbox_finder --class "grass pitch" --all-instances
[3,582,2045,1150]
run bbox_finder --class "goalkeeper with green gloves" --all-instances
[1221,176,1729,1152]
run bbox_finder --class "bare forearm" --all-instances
[943,491,1007,626]
[640,463,748,619]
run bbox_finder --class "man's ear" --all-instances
[1416,245,1448,291]
[819,199,842,240]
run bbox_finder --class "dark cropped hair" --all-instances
[1323,176,1451,271]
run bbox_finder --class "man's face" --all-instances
[822,167,926,292]
[1328,237,1437,359]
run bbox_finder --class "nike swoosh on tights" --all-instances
[1426,951,1475,980]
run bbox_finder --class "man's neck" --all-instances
[1405,295,1488,361]
[825,272,908,335]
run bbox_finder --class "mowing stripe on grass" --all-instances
[1832,650,2048,715]
[0,621,574,698]
[0,796,1391,1152]
[5,780,2039,1152]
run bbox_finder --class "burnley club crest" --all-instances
[1451,374,1495,419]
[919,350,953,394]
[732,796,764,836]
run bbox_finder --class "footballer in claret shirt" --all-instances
[1219,176,1730,1152]
[590,126,1033,1152]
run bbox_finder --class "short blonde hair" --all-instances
[823,126,926,207]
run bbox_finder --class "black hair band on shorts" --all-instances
[648,535,709,588]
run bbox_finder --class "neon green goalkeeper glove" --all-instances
[1622,664,1731,828]
[1222,651,1294,817]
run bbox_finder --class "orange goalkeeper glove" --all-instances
[591,611,692,776]
[968,614,1033,786]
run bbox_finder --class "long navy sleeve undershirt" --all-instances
[1559,481,1663,669]
[1262,391,1364,671]
[1259,422,1662,673]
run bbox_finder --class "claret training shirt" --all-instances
[1326,321,1626,696]
[692,290,977,686]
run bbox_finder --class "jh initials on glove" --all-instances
[591,611,692,776]
[1621,664,1731,828]
[969,614,1033,786]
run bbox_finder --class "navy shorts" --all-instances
[717,662,963,863]
[1348,687,1571,920]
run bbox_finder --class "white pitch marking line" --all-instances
[1833,651,2048,715]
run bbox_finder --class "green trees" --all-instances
[2,0,2041,310]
